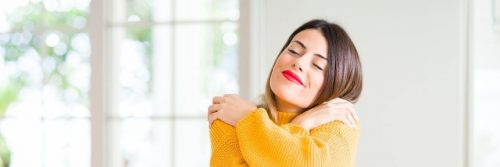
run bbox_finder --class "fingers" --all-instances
[324,99,352,110]
[213,94,238,104]
[212,96,224,104]
[345,112,356,128]
[223,94,237,97]
[350,107,359,121]
[208,104,220,114]
[326,102,358,128]
[338,112,355,128]
[343,104,359,122]
[344,105,358,128]
[207,104,220,127]
[208,112,218,127]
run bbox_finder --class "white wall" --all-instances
[241,0,469,166]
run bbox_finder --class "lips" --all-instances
[282,70,304,86]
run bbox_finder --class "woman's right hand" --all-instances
[291,98,359,131]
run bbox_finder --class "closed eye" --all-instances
[314,64,324,71]
[288,49,299,55]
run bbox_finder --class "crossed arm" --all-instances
[209,107,359,167]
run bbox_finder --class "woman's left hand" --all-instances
[207,94,257,127]
[291,98,358,131]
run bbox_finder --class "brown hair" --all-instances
[260,19,363,121]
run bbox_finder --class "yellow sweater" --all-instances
[209,108,359,167]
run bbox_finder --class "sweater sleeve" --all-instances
[235,108,359,167]
[209,120,248,167]
[310,120,360,167]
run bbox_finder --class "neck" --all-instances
[276,98,302,113]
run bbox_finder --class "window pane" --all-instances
[110,0,239,23]
[110,0,173,23]
[44,119,90,167]
[111,26,155,117]
[0,119,43,167]
[1,2,91,119]
[107,119,171,167]
[152,0,173,22]
[107,1,240,167]
[112,25,173,117]
[174,22,239,116]
[174,119,210,167]
[474,70,500,166]
[175,0,239,21]
[151,25,173,117]
[1,32,44,118]
[472,0,500,166]
[42,31,90,118]
[1,1,91,167]
[42,0,90,30]
[0,1,42,33]
[125,0,153,22]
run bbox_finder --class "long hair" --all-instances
[260,19,363,121]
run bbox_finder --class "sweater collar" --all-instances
[276,111,301,125]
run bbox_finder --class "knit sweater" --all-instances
[209,108,359,167]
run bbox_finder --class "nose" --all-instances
[292,63,303,72]
[292,54,309,72]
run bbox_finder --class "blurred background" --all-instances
[0,0,499,167]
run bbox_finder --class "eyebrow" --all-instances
[292,40,327,60]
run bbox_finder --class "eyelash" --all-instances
[288,49,299,55]
[288,49,324,71]
[314,64,324,71]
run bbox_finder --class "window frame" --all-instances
[495,0,500,30]
[89,0,246,166]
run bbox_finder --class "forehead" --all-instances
[291,29,328,55]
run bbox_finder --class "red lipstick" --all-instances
[282,70,304,86]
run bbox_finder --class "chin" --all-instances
[274,90,309,108]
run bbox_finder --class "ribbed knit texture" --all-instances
[209,108,359,167]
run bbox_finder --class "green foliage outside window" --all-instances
[0,1,90,166]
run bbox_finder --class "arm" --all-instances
[208,94,250,166]
[209,120,248,167]
[235,108,359,167]
[310,120,360,167]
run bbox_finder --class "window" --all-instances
[0,0,91,167]
[495,0,500,29]
[472,0,500,166]
[0,0,239,167]
[104,0,239,166]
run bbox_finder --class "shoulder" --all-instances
[311,120,360,135]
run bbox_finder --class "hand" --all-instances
[207,94,257,127]
[291,98,359,131]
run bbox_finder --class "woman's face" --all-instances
[270,29,328,112]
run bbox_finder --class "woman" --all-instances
[208,19,363,167]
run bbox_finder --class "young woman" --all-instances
[207,19,363,167]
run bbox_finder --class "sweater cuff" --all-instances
[210,120,237,147]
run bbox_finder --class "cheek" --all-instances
[269,58,283,94]
[269,55,287,85]
[274,54,287,68]
[308,73,325,95]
